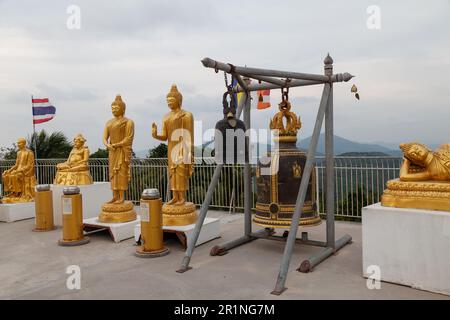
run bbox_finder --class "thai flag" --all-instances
[32,98,56,124]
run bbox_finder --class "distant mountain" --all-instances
[136,134,402,158]
[297,134,401,156]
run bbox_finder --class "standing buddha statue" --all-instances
[152,84,197,226]
[98,95,137,223]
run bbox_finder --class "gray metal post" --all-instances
[324,54,335,249]
[271,83,331,295]
[236,79,250,121]
[177,164,224,273]
[243,91,252,236]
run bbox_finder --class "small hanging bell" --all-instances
[351,84,360,100]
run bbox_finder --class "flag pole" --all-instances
[31,95,39,183]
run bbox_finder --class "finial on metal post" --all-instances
[324,53,333,77]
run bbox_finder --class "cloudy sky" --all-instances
[1,0,449,154]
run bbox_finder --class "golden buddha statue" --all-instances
[381,142,450,211]
[1,138,36,203]
[152,84,197,226]
[98,95,136,223]
[54,134,93,186]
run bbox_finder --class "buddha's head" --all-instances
[17,138,26,150]
[400,142,430,164]
[166,84,182,111]
[111,95,126,117]
[73,134,86,148]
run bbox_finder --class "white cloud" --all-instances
[0,0,449,153]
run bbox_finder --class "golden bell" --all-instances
[33,184,55,232]
[135,189,170,258]
[58,186,89,246]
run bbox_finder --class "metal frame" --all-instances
[177,54,353,295]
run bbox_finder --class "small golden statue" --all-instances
[152,84,197,226]
[54,134,93,186]
[98,95,136,223]
[269,99,301,142]
[1,138,36,203]
[381,142,450,212]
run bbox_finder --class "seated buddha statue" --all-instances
[54,134,93,186]
[1,137,36,203]
[381,142,450,211]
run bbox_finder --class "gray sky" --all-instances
[1,0,449,153]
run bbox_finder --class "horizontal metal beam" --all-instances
[233,79,323,93]
[201,57,354,84]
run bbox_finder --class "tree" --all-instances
[28,130,72,159]
[1,130,72,159]
[147,143,168,158]
[0,145,18,160]
[90,148,109,158]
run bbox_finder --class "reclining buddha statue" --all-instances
[381,142,450,211]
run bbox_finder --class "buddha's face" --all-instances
[405,144,429,163]
[111,104,124,117]
[73,137,85,148]
[167,97,180,110]
[17,139,26,150]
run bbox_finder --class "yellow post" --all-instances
[135,189,169,258]
[58,186,89,246]
[33,184,55,232]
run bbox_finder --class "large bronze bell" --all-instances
[254,95,321,228]
[214,90,247,164]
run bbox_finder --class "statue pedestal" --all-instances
[83,216,141,243]
[381,179,450,212]
[0,202,35,222]
[134,217,221,248]
[162,202,198,226]
[51,182,111,227]
[98,201,137,223]
[362,203,450,296]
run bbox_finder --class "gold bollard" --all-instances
[58,186,89,246]
[33,184,56,232]
[135,189,169,258]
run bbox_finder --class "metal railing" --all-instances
[0,156,402,220]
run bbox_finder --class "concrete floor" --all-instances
[0,211,448,300]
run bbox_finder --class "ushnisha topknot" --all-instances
[74,134,86,143]
[166,84,183,105]
[112,94,126,110]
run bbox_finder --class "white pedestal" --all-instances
[0,202,35,222]
[83,216,140,243]
[51,182,110,227]
[362,203,450,296]
[134,217,221,248]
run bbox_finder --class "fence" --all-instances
[0,157,402,220]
